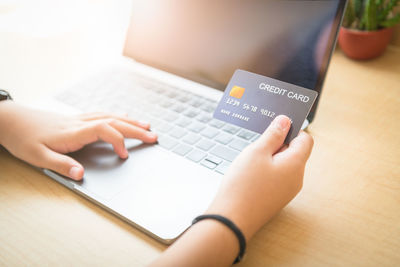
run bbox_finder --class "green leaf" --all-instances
[345,0,400,30]
[354,0,363,18]
[343,0,356,27]
[363,0,378,30]
[378,0,399,21]
[379,13,400,27]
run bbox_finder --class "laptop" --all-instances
[39,0,347,244]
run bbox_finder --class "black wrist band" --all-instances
[192,214,246,264]
[0,89,13,101]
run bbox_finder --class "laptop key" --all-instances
[222,124,241,135]
[200,103,216,113]
[139,113,152,123]
[172,104,187,113]
[237,129,257,140]
[250,133,261,142]
[229,138,250,152]
[160,100,174,108]
[183,109,200,118]
[149,119,162,129]
[151,86,165,94]
[146,115,161,125]
[149,107,164,117]
[163,112,180,122]
[189,98,204,108]
[157,135,179,150]
[204,155,223,165]
[210,145,239,162]
[200,160,217,169]
[169,127,187,139]
[187,122,206,133]
[175,116,192,127]
[182,133,201,145]
[197,113,212,123]
[196,139,216,151]
[154,122,173,133]
[209,119,226,129]
[214,132,234,145]
[200,127,219,139]
[215,161,231,175]
[166,91,179,98]
[186,149,207,163]
[172,143,193,156]
[147,94,162,103]
[177,94,192,103]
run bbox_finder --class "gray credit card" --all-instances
[213,69,318,143]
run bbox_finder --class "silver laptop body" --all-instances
[38,1,347,243]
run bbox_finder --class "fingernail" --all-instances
[122,149,129,158]
[273,115,290,131]
[147,132,158,139]
[69,166,82,180]
[138,120,150,128]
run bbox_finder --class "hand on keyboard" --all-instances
[56,71,261,174]
[0,102,157,181]
[205,115,314,241]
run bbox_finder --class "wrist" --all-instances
[0,100,16,145]
[206,197,260,242]
[0,98,14,113]
[190,217,240,264]
[152,217,241,267]
[192,214,246,264]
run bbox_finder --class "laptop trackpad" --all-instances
[69,139,156,200]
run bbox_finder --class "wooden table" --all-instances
[1,4,400,265]
[1,47,399,266]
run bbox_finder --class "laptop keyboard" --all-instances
[56,70,260,175]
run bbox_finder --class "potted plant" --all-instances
[338,0,400,60]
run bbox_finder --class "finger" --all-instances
[82,122,129,158]
[78,112,151,129]
[78,112,122,121]
[108,119,158,143]
[39,146,84,180]
[277,144,289,154]
[275,131,314,163]
[255,115,291,155]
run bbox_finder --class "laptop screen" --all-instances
[124,0,346,121]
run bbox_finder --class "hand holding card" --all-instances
[213,69,318,143]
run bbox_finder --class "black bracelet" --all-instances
[0,89,13,101]
[192,214,246,264]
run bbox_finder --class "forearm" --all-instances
[150,219,239,267]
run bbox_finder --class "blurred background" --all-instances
[0,0,399,104]
[0,0,132,102]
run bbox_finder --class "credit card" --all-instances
[213,69,318,143]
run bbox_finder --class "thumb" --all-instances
[40,147,84,180]
[255,115,291,155]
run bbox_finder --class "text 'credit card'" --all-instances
[213,69,318,143]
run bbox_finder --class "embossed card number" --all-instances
[213,69,318,143]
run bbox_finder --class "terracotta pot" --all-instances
[338,27,394,60]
